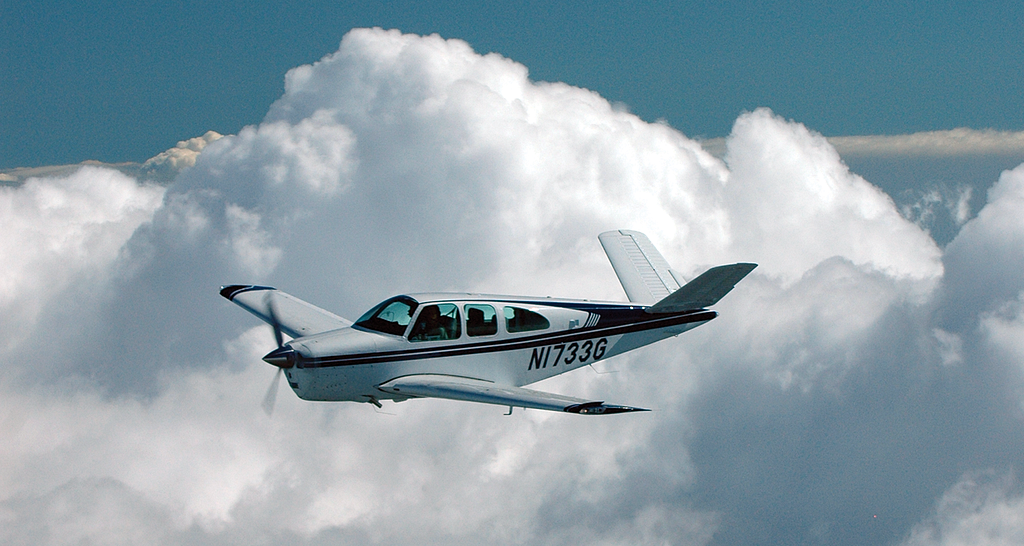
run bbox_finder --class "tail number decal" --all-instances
[529,338,608,370]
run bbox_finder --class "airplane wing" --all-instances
[646,263,757,313]
[377,375,649,415]
[220,285,352,339]
[599,229,684,304]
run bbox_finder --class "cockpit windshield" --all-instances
[354,296,419,336]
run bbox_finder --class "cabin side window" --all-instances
[504,306,550,333]
[409,303,462,341]
[465,304,497,336]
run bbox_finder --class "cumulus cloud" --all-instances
[2,28,1023,545]
[723,109,942,283]
[0,167,163,350]
[141,131,224,173]
[940,164,1024,328]
[0,132,225,187]
[901,471,1024,546]
[700,128,1024,247]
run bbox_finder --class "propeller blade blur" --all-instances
[262,368,283,416]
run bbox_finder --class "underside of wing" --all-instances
[377,375,649,415]
[220,285,352,338]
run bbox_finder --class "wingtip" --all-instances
[564,401,650,415]
[219,284,276,301]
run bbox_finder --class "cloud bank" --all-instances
[700,128,1024,160]
[830,129,1024,158]
[2,28,1023,545]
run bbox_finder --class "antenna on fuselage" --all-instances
[588,363,619,375]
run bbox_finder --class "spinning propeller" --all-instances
[261,294,297,416]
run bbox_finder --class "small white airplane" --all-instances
[221,230,755,415]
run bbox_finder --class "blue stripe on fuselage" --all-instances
[302,307,714,368]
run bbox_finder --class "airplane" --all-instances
[221,230,756,415]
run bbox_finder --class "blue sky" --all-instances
[3,0,1024,168]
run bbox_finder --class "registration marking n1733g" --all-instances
[528,338,608,370]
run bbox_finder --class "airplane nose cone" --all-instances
[263,346,297,369]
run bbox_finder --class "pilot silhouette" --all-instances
[411,305,445,340]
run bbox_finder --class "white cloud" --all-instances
[0,166,163,350]
[940,164,1024,327]
[901,471,1024,546]
[0,134,227,187]
[142,131,224,172]
[2,28,1024,546]
[980,294,1024,410]
[0,328,691,544]
[933,328,964,367]
[192,111,356,200]
[224,204,281,278]
[708,257,913,390]
[723,108,943,284]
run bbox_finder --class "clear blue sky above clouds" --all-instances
[3,0,1023,168]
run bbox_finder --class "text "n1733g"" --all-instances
[529,338,608,370]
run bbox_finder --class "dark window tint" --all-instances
[504,306,550,333]
[465,304,497,336]
[409,303,461,341]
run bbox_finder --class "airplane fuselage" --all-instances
[270,292,715,404]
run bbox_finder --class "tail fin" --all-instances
[646,263,757,313]
[599,230,686,304]
[599,229,756,310]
